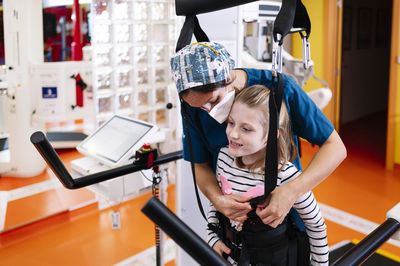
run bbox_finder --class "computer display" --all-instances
[77,115,158,167]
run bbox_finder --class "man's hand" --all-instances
[213,240,231,257]
[213,194,253,223]
[256,184,297,228]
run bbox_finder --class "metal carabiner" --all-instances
[272,34,283,73]
[302,36,311,69]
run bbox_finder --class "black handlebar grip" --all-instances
[30,131,75,188]
[142,196,229,266]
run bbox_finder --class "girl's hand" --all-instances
[256,185,296,228]
[214,194,253,223]
[213,240,231,257]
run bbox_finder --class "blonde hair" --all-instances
[234,85,298,173]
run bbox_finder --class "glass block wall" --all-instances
[91,0,177,129]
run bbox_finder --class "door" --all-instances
[339,0,392,162]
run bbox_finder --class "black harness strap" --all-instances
[293,0,311,38]
[180,99,208,221]
[175,13,210,221]
[176,15,210,52]
[273,0,311,44]
[249,72,284,208]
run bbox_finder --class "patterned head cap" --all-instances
[170,42,235,94]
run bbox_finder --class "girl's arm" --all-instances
[293,191,329,265]
[206,201,221,248]
[195,162,252,223]
[256,130,346,227]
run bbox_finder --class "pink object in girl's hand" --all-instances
[242,185,264,198]
[219,175,233,195]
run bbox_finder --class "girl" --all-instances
[206,85,329,265]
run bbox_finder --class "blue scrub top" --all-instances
[181,68,334,172]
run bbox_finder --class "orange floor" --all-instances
[0,149,96,232]
[0,112,399,265]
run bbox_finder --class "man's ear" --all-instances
[277,130,280,139]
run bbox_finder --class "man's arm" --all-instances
[256,130,347,227]
[195,162,252,223]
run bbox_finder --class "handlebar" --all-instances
[332,218,400,265]
[30,131,183,189]
[142,196,229,266]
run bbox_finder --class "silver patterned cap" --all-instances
[170,42,235,94]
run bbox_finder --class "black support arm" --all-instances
[30,131,183,189]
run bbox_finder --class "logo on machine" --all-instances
[42,87,58,99]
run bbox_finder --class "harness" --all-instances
[213,211,310,266]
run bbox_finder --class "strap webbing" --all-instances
[180,99,208,221]
[250,72,284,208]
[273,0,311,44]
[176,15,210,52]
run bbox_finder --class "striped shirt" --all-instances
[207,147,329,265]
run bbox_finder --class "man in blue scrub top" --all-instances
[170,42,346,228]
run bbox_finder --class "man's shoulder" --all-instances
[239,68,272,84]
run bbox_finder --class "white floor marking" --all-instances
[319,203,400,248]
[7,179,61,201]
[1,179,61,231]
[114,238,176,266]
[0,191,8,231]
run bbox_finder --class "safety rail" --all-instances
[142,196,229,266]
[30,131,183,189]
[332,216,400,265]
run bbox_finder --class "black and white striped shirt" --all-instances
[207,147,329,265]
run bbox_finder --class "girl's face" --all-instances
[226,102,268,165]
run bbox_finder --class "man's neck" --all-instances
[232,69,247,91]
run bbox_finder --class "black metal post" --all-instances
[30,131,182,189]
[142,196,229,266]
[332,218,400,266]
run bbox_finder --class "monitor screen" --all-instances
[78,116,154,164]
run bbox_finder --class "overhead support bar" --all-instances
[175,0,257,16]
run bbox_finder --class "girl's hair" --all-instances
[179,71,236,97]
[234,85,298,173]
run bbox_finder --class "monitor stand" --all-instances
[71,156,153,210]
[71,157,110,176]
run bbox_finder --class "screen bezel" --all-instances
[77,115,157,167]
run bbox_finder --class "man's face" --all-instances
[181,86,230,113]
